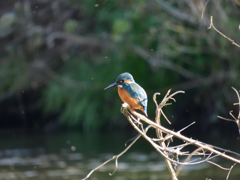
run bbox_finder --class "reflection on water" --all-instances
[0,130,239,180]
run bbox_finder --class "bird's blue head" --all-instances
[105,72,135,90]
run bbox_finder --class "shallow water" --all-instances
[0,130,239,180]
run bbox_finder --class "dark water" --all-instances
[0,130,239,180]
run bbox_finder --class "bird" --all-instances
[105,72,148,116]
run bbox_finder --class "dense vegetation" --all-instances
[0,0,240,134]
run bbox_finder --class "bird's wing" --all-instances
[127,83,148,106]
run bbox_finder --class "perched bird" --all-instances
[105,72,148,116]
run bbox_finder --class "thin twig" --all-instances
[83,89,240,180]
[176,147,204,176]
[82,133,141,180]
[154,91,178,180]
[123,106,222,166]
[128,107,240,164]
[201,0,211,20]
[207,161,236,180]
[207,160,230,171]
[162,121,196,142]
[226,163,236,180]
[208,16,240,48]
[232,87,240,119]
[217,87,240,135]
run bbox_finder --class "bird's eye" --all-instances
[118,80,124,83]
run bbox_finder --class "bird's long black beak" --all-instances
[104,82,118,90]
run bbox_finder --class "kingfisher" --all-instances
[105,72,148,117]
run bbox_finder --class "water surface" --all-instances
[0,130,239,180]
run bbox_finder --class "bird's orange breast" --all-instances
[118,87,141,110]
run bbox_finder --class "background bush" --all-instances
[0,0,239,135]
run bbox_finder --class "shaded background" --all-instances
[0,0,240,179]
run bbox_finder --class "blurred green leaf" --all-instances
[64,19,80,34]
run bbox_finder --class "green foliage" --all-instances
[112,19,132,41]
[0,59,28,93]
[0,0,240,132]
[42,54,125,130]
[64,19,80,34]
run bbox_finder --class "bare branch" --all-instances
[232,87,240,120]
[217,116,236,122]
[124,95,240,165]
[83,89,240,180]
[155,0,196,24]
[226,163,236,180]
[217,87,240,135]
[207,161,236,180]
[82,132,142,180]
[208,16,240,48]
[176,147,202,176]
[201,0,211,20]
